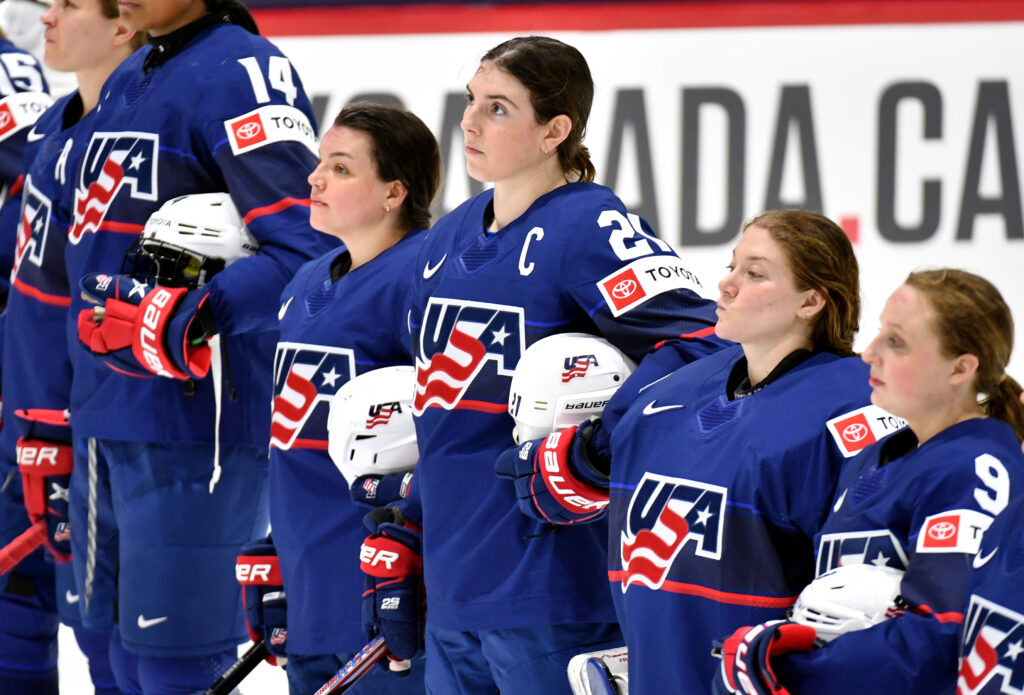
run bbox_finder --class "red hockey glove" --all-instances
[360,505,424,661]
[14,409,73,563]
[236,536,288,666]
[78,272,213,380]
[713,621,818,695]
[494,421,609,525]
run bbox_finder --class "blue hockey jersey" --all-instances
[1,93,92,469]
[409,182,725,631]
[775,417,1024,695]
[606,346,880,693]
[957,494,1024,695]
[0,37,52,300]
[269,233,423,655]
[64,21,336,446]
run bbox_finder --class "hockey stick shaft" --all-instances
[203,638,268,695]
[0,521,46,575]
[313,635,389,695]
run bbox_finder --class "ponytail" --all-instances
[986,375,1024,442]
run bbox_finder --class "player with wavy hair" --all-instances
[401,35,726,693]
[500,209,880,692]
[716,268,1024,695]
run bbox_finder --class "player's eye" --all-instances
[490,102,506,115]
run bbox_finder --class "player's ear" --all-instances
[111,19,138,47]
[540,114,571,156]
[383,180,408,214]
[798,288,826,321]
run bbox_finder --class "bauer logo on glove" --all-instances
[77,194,257,380]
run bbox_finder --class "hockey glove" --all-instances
[712,621,818,695]
[360,505,424,661]
[350,472,414,509]
[77,272,214,380]
[494,421,610,525]
[235,536,288,666]
[14,409,73,563]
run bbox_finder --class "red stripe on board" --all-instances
[255,1,1024,37]
[10,174,23,197]
[608,570,798,608]
[12,278,72,307]
[243,197,311,225]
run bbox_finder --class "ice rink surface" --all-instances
[57,625,289,694]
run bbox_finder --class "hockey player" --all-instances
[716,269,1024,695]
[407,35,725,693]
[66,0,336,691]
[957,495,1024,694]
[0,2,140,692]
[501,210,877,692]
[265,102,439,695]
[0,30,51,299]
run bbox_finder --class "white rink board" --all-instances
[273,21,1024,376]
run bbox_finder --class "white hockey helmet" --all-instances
[123,193,259,289]
[327,366,418,487]
[508,333,636,444]
[789,564,904,642]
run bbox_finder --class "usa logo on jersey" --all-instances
[815,530,909,576]
[70,132,159,244]
[12,176,51,278]
[619,472,727,592]
[270,342,355,450]
[959,595,1024,694]
[414,298,524,413]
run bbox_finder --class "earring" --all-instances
[804,311,811,318]
[542,146,548,154]
[385,205,391,214]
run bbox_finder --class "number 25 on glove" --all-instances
[360,506,424,661]
[77,273,212,380]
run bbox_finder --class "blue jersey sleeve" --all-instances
[560,202,722,364]
[193,40,337,335]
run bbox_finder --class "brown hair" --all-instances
[743,210,861,356]
[333,102,442,232]
[905,268,1024,440]
[481,36,595,183]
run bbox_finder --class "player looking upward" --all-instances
[404,35,725,693]
[66,0,335,691]
[0,2,141,692]
[717,268,1024,695]
[264,102,439,695]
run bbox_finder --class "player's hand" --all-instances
[360,505,424,661]
[494,422,609,525]
[235,536,288,666]
[712,621,818,695]
[77,272,213,380]
[14,409,73,562]
[349,472,414,509]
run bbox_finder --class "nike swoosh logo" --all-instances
[65,590,80,604]
[422,253,447,279]
[278,296,293,320]
[642,400,685,416]
[26,129,45,142]
[833,489,847,513]
[137,615,168,629]
[973,546,999,569]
